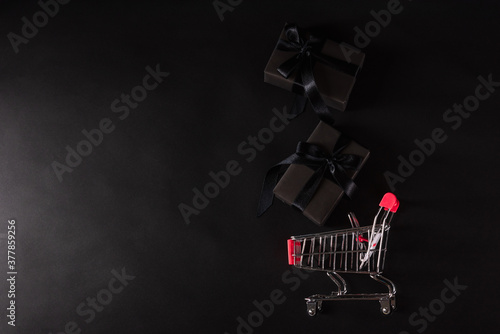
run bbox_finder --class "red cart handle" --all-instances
[379,193,399,213]
[287,239,301,265]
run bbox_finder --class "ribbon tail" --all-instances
[257,164,284,216]
[290,94,308,118]
[277,54,302,78]
[301,55,335,125]
[331,164,358,199]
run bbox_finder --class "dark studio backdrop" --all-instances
[0,0,499,333]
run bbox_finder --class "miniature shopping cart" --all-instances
[287,193,400,316]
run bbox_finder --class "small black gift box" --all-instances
[264,24,365,116]
[258,122,369,225]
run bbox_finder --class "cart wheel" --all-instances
[380,306,392,315]
[317,300,323,312]
[306,301,318,316]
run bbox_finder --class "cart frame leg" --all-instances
[327,272,347,295]
[370,274,397,314]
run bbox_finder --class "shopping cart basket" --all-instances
[287,193,400,316]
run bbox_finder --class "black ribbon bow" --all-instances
[276,24,359,124]
[257,136,361,216]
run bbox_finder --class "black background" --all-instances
[0,0,499,333]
